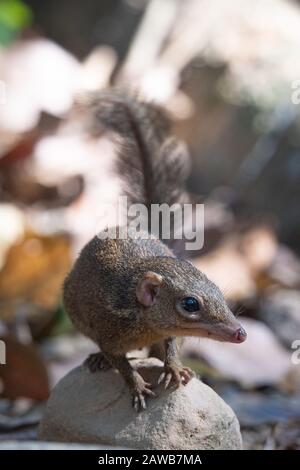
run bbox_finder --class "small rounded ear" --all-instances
[136,272,163,307]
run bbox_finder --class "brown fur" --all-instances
[63,91,246,410]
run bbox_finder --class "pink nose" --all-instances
[234,327,247,343]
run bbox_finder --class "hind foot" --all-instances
[84,352,111,372]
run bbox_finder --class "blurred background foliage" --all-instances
[0,0,32,45]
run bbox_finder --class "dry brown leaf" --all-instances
[0,232,71,320]
[0,334,49,401]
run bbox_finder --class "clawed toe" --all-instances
[131,380,156,412]
[180,366,195,385]
[158,371,178,389]
[158,364,195,389]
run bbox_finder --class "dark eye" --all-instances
[181,297,200,312]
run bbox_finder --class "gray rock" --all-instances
[38,358,242,450]
[0,441,119,450]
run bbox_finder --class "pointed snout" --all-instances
[232,326,247,343]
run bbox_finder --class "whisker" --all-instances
[234,305,245,318]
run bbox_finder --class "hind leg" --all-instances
[84,351,112,372]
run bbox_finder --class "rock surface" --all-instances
[38,358,242,450]
[0,441,120,450]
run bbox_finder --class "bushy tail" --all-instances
[80,89,191,248]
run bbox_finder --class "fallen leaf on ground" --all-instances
[0,232,71,320]
[0,334,49,400]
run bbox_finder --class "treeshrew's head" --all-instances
[135,257,247,344]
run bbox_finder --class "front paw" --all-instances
[131,373,156,412]
[158,362,195,389]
